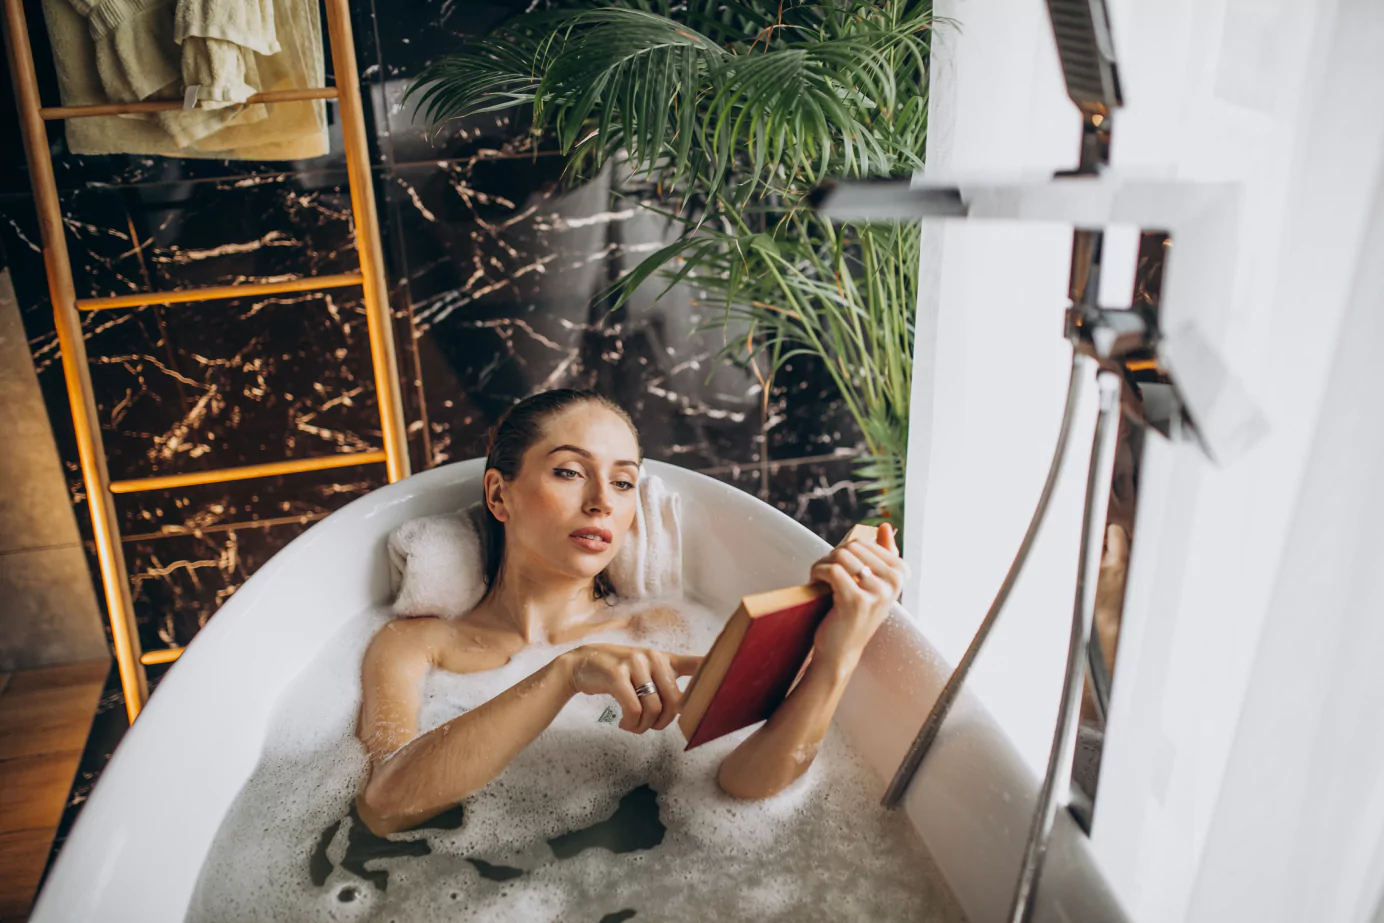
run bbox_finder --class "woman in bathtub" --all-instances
[355,389,907,836]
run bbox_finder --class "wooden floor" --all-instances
[0,660,108,923]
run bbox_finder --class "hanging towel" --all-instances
[176,0,279,108]
[65,0,180,106]
[40,0,328,161]
[54,0,265,151]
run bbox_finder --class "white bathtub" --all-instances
[32,459,1126,923]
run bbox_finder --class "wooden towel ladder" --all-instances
[1,0,411,722]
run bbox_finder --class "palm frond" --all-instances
[403,20,557,135]
[405,0,937,522]
[537,10,726,181]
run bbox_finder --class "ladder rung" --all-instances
[108,449,388,494]
[77,271,363,311]
[41,87,339,121]
[140,647,184,666]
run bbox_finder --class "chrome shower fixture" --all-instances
[1045,0,1122,115]
[1046,0,1122,174]
[815,3,1264,923]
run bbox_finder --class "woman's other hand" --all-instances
[561,644,702,734]
[810,524,908,674]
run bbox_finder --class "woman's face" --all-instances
[485,402,641,584]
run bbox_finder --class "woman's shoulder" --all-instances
[364,615,518,676]
[368,613,448,647]
[362,616,448,671]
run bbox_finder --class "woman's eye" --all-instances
[553,468,580,480]
[613,480,636,492]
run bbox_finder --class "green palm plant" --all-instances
[407,0,933,524]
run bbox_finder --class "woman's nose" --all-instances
[585,481,613,515]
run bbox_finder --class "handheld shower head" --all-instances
[1045,0,1123,116]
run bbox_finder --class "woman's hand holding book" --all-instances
[809,524,908,677]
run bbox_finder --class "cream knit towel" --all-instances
[66,0,178,105]
[176,0,279,108]
[41,0,327,160]
[60,0,264,149]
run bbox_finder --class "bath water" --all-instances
[186,599,966,922]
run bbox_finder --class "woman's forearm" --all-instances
[719,526,905,800]
[716,651,857,800]
[358,654,576,834]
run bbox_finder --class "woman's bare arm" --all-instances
[717,526,906,800]
[714,653,857,799]
[357,640,577,835]
[355,621,699,836]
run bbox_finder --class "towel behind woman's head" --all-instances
[388,470,682,619]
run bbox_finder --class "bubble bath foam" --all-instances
[185,601,967,922]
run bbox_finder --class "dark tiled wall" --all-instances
[0,0,865,666]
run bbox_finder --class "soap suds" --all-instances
[186,600,964,922]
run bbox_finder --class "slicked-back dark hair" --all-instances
[480,389,639,602]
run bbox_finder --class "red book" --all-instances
[678,524,881,749]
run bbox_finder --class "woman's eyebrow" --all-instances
[546,444,639,468]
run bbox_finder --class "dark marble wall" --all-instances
[0,0,866,670]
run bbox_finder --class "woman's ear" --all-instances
[483,469,510,523]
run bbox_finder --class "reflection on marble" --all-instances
[708,457,870,543]
[0,0,867,668]
[765,354,864,460]
[121,521,313,651]
[53,177,359,300]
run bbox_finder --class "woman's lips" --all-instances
[569,527,612,553]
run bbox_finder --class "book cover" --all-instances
[679,524,882,749]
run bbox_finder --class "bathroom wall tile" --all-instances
[48,177,357,302]
[15,287,386,485]
[1,189,391,549]
[764,352,866,461]
[767,457,874,541]
[369,0,766,468]
[110,465,384,541]
[701,455,871,543]
[0,546,109,672]
[0,270,86,554]
[83,291,382,481]
[98,467,384,656]
[116,520,320,654]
